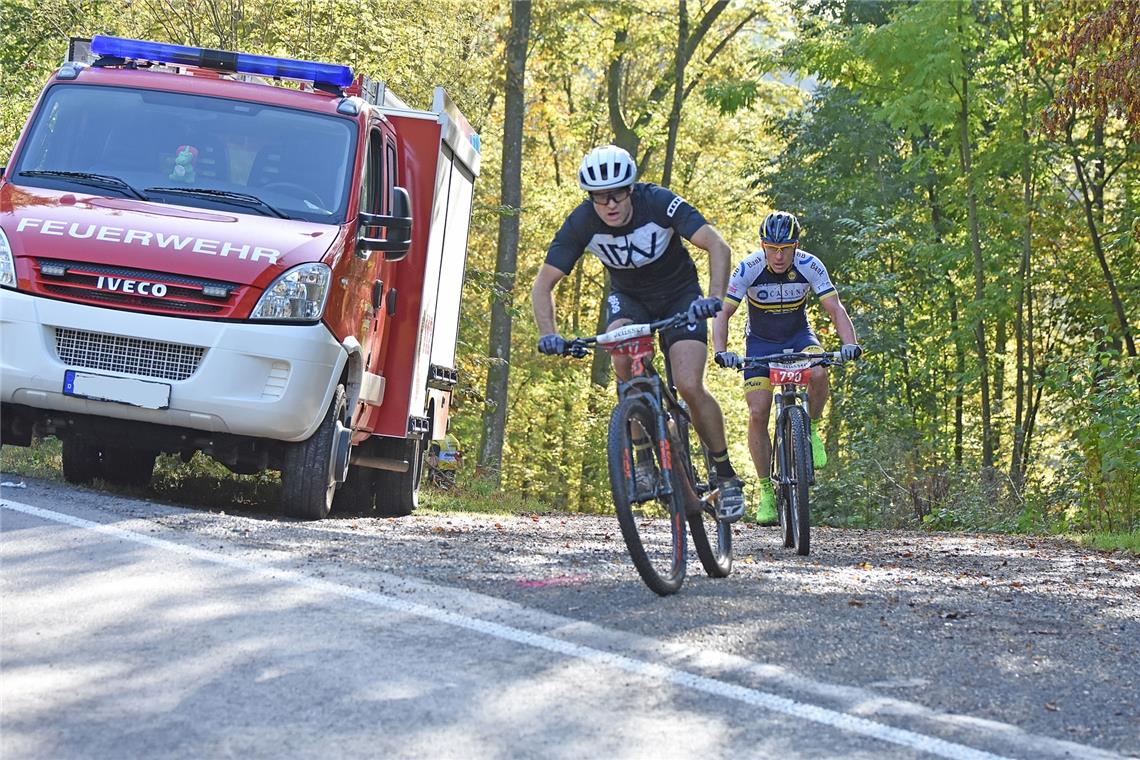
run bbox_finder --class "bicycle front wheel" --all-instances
[607,394,686,595]
[773,423,794,548]
[686,439,732,578]
[786,406,812,556]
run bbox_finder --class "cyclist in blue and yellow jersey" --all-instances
[711,211,861,525]
[531,144,746,522]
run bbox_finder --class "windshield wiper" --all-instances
[19,170,148,201]
[145,187,290,219]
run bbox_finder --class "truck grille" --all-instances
[35,259,241,316]
[55,328,205,381]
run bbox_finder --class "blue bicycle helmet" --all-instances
[760,211,802,244]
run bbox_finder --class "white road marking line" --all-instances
[2,498,1009,760]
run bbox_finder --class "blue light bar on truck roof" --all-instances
[89,35,354,88]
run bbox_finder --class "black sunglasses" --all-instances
[588,187,632,205]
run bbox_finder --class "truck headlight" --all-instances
[0,228,15,288]
[250,262,331,321]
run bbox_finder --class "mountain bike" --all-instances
[560,312,732,595]
[731,350,845,556]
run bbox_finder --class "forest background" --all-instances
[1,0,1136,541]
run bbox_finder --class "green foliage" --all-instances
[702,79,760,115]
[1052,352,1140,533]
[0,439,64,480]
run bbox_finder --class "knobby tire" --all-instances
[607,394,686,596]
[773,424,794,548]
[786,406,812,556]
[680,431,732,578]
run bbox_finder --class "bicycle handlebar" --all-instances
[560,311,695,358]
[730,351,845,371]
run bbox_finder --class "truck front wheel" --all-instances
[280,385,346,520]
[374,436,423,517]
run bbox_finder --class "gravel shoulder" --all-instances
[4,475,1138,757]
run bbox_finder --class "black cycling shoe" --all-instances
[635,458,658,499]
[717,477,745,523]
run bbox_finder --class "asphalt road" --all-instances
[2,476,1137,759]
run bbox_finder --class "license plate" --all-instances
[63,370,171,410]
[769,361,812,386]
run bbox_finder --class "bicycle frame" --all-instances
[558,312,733,594]
[768,354,834,471]
[609,333,690,507]
[564,315,698,507]
[724,350,843,553]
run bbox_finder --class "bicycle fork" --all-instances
[649,395,683,504]
[614,375,672,501]
[772,388,805,490]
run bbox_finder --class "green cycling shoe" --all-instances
[810,427,827,470]
[752,479,779,526]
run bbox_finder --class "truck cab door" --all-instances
[353,126,395,433]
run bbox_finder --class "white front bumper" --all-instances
[0,290,346,442]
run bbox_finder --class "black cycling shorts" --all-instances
[605,284,706,351]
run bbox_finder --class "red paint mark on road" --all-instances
[516,575,588,588]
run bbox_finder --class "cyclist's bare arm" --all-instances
[688,224,732,299]
[712,297,740,353]
[820,292,858,346]
[532,263,566,335]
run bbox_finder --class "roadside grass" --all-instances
[1,438,63,479]
[419,473,554,516]
[151,452,282,511]
[1075,531,1140,554]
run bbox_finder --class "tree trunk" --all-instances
[951,290,965,469]
[589,272,614,388]
[994,314,1005,453]
[956,1,994,474]
[478,0,532,485]
[1069,120,1137,357]
[924,163,961,468]
[606,1,730,171]
[661,0,688,187]
[1010,0,1034,491]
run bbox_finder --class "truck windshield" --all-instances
[10,83,357,224]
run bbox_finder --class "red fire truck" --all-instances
[0,36,479,519]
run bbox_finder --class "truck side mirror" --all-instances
[358,186,413,261]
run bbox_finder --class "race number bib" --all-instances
[769,359,812,386]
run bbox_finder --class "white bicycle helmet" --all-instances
[578,145,637,191]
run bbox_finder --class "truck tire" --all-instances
[374,436,423,517]
[331,464,377,516]
[62,437,103,485]
[280,385,346,520]
[101,446,158,487]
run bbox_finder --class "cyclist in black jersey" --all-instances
[711,211,861,525]
[531,144,746,522]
